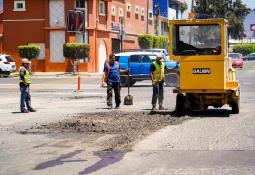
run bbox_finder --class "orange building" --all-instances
[0,0,153,72]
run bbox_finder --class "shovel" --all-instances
[124,57,133,105]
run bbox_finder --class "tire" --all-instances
[120,76,128,87]
[175,93,185,116]
[231,101,239,114]
[231,88,240,114]
[120,76,134,87]
[130,80,136,86]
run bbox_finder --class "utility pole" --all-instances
[120,17,124,52]
[146,0,149,34]
[155,4,160,36]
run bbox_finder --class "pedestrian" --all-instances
[102,53,127,109]
[19,58,36,113]
[150,53,177,110]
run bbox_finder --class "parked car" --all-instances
[0,54,16,77]
[244,53,255,61]
[115,52,177,87]
[228,53,244,68]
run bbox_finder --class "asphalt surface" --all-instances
[0,61,255,175]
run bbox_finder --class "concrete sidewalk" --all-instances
[10,72,102,78]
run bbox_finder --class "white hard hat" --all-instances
[22,58,31,64]
[156,53,164,60]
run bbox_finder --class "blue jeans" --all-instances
[20,85,32,111]
[152,82,164,107]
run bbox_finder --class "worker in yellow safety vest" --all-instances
[150,53,178,110]
[19,58,36,113]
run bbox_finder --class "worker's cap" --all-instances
[22,58,31,64]
[156,53,164,60]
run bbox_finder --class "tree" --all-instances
[194,0,251,39]
[180,2,188,19]
[63,43,90,73]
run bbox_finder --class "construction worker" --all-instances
[102,53,128,109]
[19,58,36,113]
[150,53,177,110]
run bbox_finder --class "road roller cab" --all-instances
[169,18,240,116]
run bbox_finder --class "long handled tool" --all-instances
[124,57,133,105]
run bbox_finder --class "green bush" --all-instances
[138,34,154,49]
[138,34,169,50]
[233,44,255,55]
[18,45,40,59]
[63,43,90,59]
[154,36,169,49]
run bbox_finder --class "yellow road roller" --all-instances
[169,19,240,116]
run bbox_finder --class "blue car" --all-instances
[115,52,178,87]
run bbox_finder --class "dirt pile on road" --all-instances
[30,111,189,150]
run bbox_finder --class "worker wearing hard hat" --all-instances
[150,53,178,110]
[19,58,36,113]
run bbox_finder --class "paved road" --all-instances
[92,61,255,175]
[0,61,255,175]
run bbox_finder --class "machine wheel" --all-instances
[175,93,185,116]
[231,87,240,114]
[231,101,239,114]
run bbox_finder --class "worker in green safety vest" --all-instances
[19,58,36,113]
[150,53,178,110]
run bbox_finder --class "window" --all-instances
[112,6,116,15]
[173,25,222,56]
[119,8,124,17]
[130,55,142,63]
[76,0,85,8]
[141,8,145,16]
[14,0,26,11]
[141,55,151,63]
[135,6,139,14]
[149,10,153,20]
[5,56,14,62]
[99,0,106,16]
[126,3,131,12]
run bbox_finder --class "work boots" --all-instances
[159,105,167,110]
[28,108,37,112]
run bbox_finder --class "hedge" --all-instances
[63,43,90,60]
[138,34,154,49]
[138,34,169,50]
[233,44,255,55]
[18,45,40,59]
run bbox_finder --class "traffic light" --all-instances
[67,10,85,32]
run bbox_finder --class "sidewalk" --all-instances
[11,72,102,78]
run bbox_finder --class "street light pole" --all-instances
[146,0,149,34]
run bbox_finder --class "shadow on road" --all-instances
[11,112,23,114]
[143,108,231,118]
[189,109,231,118]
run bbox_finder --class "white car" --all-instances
[0,54,16,76]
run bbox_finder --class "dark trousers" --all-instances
[152,82,164,107]
[20,85,32,111]
[107,82,121,107]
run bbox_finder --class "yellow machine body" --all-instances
[169,19,240,115]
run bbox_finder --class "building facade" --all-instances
[153,0,185,36]
[0,0,153,72]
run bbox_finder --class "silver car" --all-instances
[0,54,16,76]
